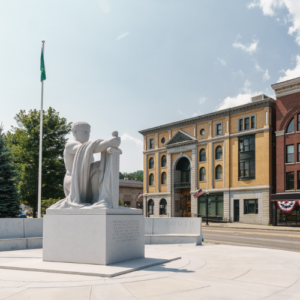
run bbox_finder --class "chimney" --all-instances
[251,94,269,102]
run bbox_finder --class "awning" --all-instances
[271,193,300,201]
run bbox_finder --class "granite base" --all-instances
[43,212,145,265]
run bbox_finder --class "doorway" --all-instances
[234,200,240,222]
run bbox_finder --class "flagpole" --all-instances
[37,40,45,218]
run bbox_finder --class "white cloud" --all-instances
[255,63,263,72]
[233,70,244,77]
[248,0,300,46]
[120,133,143,173]
[192,110,202,117]
[233,39,259,54]
[99,0,111,13]
[199,97,206,104]
[116,32,129,41]
[263,69,270,81]
[121,133,143,147]
[217,58,227,66]
[217,80,262,110]
[254,63,270,81]
[279,55,300,81]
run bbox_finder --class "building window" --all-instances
[215,165,222,179]
[200,167,206,181]
[298,171,300,189]
[200,129,205,136]
[161,155,166,167]
[298,144,300,162]
[251,116,255,128]
[216,123,222,136]
[286,172,294,190]
[199,149,206,161]
[149,138,154,149]
[148,199,154,215]
[298,114,300,131]
[244,199,258,214]
[239,135,255,180]
[286,145,294,163]
[198,193,223,217]
[161,172,166,184]
[149,157,154,169]
[239,119,243,131]
[238,115,256,132]
[149,174,154,186]
[215,146,222,160]
[287,118,294,133]
[244,118,250,130]
[161,137,165,144]
[159,199,167,215]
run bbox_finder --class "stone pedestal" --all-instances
[43,209,144,265]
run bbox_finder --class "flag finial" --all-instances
[42,40,45,43]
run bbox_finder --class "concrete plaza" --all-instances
[0,244,300,300]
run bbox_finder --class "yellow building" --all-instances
[139,95,275,225]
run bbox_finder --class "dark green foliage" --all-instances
[119,170,143,182]
[6,108,71,217]
[41,198,60,213]
[0,127,20,217]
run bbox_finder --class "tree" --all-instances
[6,108,71,217]
[119,170,143,181]
[0,124,20,217]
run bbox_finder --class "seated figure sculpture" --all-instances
[49,121,121,209]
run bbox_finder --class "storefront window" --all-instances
[198,193,223,219]
[244,199,258,214]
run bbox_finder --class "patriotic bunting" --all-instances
[277,200,300,213]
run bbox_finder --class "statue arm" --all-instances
[94,137,121,153]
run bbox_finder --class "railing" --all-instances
[174,182,191,189]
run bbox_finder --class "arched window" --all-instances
[161,172,167,184]
[149,157,154,169]
[215,165,222,179]
[215,146,222,160]
[149,174,154,186]
[176,157,191,183]
[148,199,154,215]
[199,149,206,162]
[287,117,295,133]
[200,167,206,181]
[159,199,167,215]
[161,155,166,167]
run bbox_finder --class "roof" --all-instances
[138,97,275,135]
[119,179,143,188]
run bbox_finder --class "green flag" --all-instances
[40,48,46,81]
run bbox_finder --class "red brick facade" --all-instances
[275,91,300,193]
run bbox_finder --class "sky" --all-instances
[1,0,300,172]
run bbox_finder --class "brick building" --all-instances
[271,77,300,226]
[119,178,143,209]
[139,95,275,224]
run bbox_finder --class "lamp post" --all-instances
[206,192,209,225]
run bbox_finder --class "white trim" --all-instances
[265,111,268,125]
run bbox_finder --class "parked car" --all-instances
[17,213,27,218]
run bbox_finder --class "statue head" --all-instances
[72,121,91,143]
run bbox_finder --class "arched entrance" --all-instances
[174,156,192,217]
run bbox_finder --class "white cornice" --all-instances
[271,77,300,97]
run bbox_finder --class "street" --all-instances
[203,227,300,252]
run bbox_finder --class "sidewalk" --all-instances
[202,222,300,232]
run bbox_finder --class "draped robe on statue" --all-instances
[50,140,113,209]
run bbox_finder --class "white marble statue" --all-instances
[49,121,122,209]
